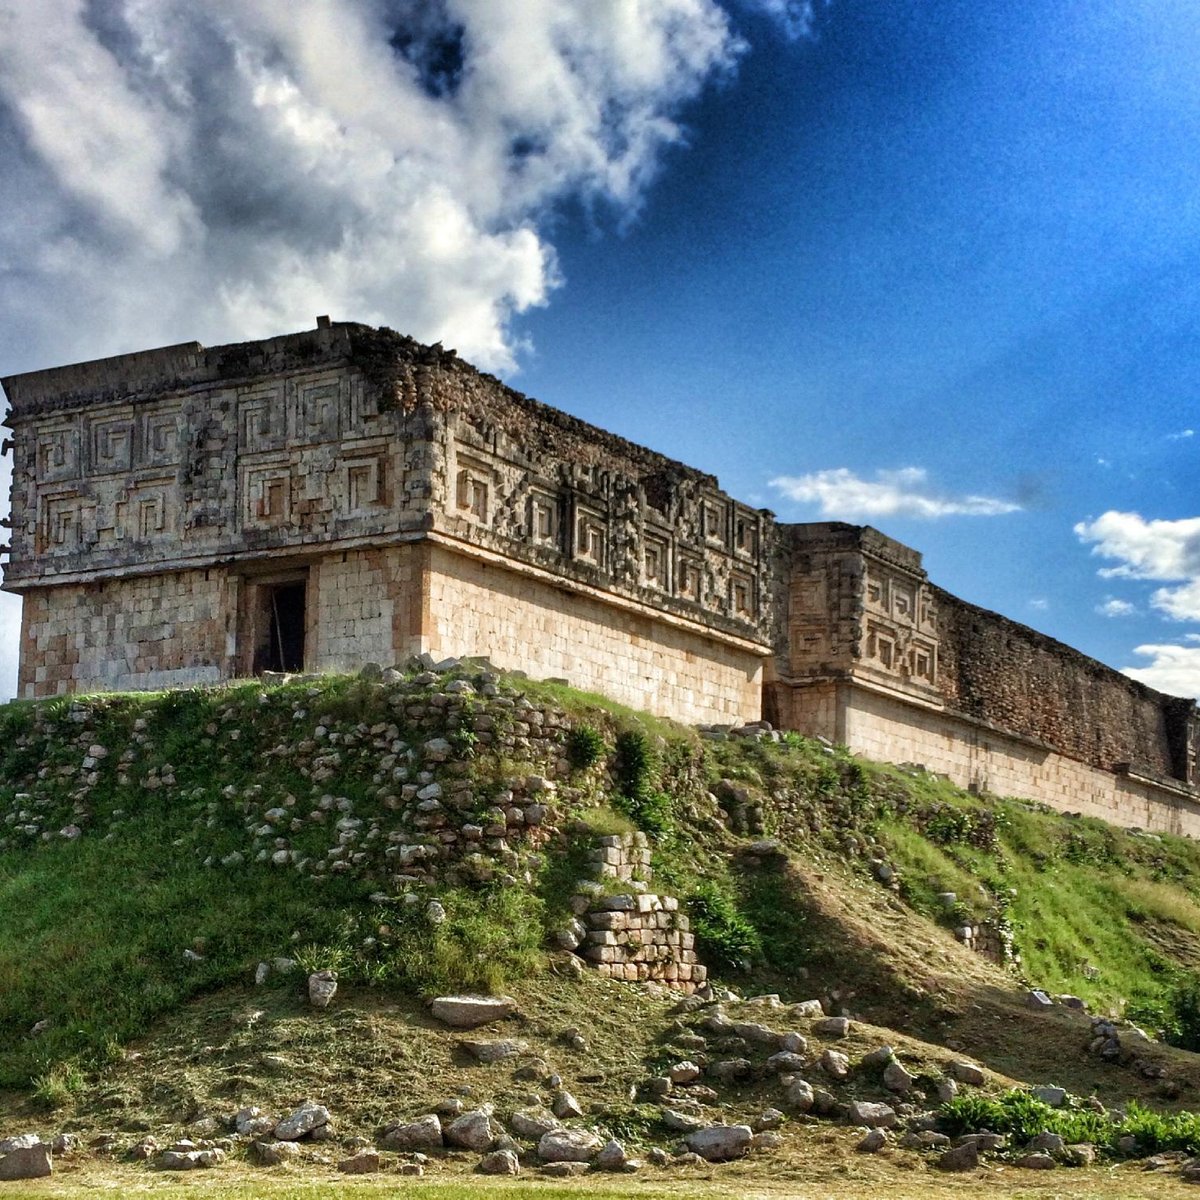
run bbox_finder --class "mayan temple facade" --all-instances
[3,320,1199,835]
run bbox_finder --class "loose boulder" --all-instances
[430,995,517,1029]
[0,1144,51,1180]
[380,1114,442,1151]
[685,1125,753,1162]
[274,1101,331,1141]
[537,1129,602,1163]
[445,1109,499,1152]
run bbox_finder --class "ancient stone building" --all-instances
[4,321,1198,834]
[1,321,770,725]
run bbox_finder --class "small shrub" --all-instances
[31,1060,85,1110]
[613,730,674,836]
[566,724,606,771]
[688,879,762,973]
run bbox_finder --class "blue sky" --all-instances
[0,0,1198,696]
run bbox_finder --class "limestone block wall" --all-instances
[842,683,1200,838]
[19,570,229,697]
[934,588,1198,785]
[572,833,706,992]
[423,543,765,726]
[309,546,426,672]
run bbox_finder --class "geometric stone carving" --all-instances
[139,404,181,467]
[454,453,492,525]
[528,490,560,546]
[643,532,670,591]
[39,493,83,552]
[293,376,342,444]
[87,414,131,474]
[575,505,606,565]
[243,464,291,527]
[344,456,384,514]
[676,553,703,602]
[36,426,79,482]
[730,569,755,619]
[701,496,727,547]
[239,386,285,453]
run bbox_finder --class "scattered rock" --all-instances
[1064,1143,1096,1166]
[274,1101,331,1141]
[430,995,517,1029]
[669,1061,702,1084]
[882,1060,915,1092]
[380,1115,443,1151]
[786,1079,815,1111]
[337,1150,380,1174]
[538,1129,602,1163]
[0,1144,51,1180]
[595,1139,628,1170]
[814,1016,850,1037]
[1026,989,1054,1011]
[463,1039,526,1063]
[820,1048,850,1079]
[551,1091,583,1119]
[938,1141,979,1172]
[478,1148,520,1175]
[686,1125,753,1162]
[1016,1152,1056,1170]
[1031,1132,1065,1154]
[235,1107,276,1138]
[307,970,337,1009]
[509,1109,561,1140]
[159,1149,224,1170]
[948,1060,986,1085]
[792,1000,825,1018]
[252,1140,302,1165]
[857,1129,888,1153]
[541,1161,589,1176]
[445,1109,499,1152]
[846,1101,897,1129]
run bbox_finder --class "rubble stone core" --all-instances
[3,322,1199,834]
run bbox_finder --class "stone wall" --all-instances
[18,569,229,697]
[934,589,1198,785]
[841,681,1200,838]
[423,543,764,726]
[569,833,706,991]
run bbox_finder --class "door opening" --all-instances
[257,581,307,673]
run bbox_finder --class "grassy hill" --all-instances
[3,664,1200,1188]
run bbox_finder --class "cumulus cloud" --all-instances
[1124,640,1200,700]
[768,467,1021,521]
[1096,597,1136,618]
[0,0,756,373]
[1074,511,1200,619]
[1168,429,1195,440]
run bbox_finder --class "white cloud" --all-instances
[0,0,747,373]
[736,1,823,39]
[1096,597,1136,618]
[1029,597,1049,611]
[768,467,1021,521]
[1168,429,1195,440]
[1075,511,1200,620]
[1124,644,1200,700]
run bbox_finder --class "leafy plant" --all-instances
[566,724,605,771]
[613,730,674,836]
[687,879,762,973]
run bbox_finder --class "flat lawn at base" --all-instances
[19,1163,1200,1200]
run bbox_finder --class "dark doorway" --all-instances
[263,582,306,673]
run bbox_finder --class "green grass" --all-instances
[941,1087,1200,1155]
